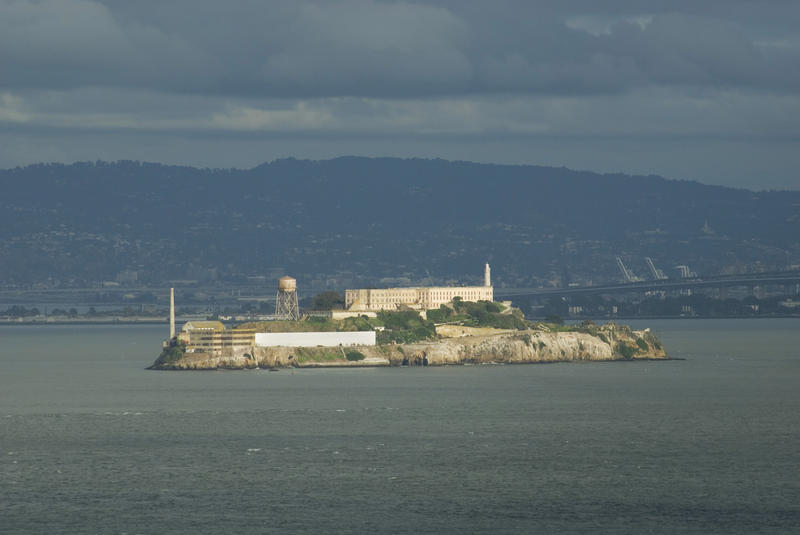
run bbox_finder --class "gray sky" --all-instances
[1,0,798,189]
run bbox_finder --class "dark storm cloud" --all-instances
[0,0,799,189]
[2,0,798,97]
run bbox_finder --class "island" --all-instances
[149,297,667,370]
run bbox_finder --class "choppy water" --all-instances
[1,320,799,533]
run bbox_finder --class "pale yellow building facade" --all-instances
[345,264,494,312]
[177,320,255,352]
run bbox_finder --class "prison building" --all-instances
[178,321,255,352]
[345,285,493,312]
[345,264,493,312]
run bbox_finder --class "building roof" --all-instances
[182,320,226,332]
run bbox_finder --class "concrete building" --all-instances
[345,264,493,312]
[178,320,255,353]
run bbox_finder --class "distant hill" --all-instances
[1,157,798,288]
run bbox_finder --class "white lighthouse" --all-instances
[484,263,491,287]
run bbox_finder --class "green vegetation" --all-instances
[310,291,345,310]
[341,315,376,332]
[293,348,343,364]
[544,314,565,325]
[345,350,365,361]
[636,337,649,351]
[157,340,186,364]
[424,305,452,324]
[617,342,636,360]
[239,313,378,334]
[1,305,41,317]
[376,310,436,344]
[238,318,338,332]
[428,299,527,330]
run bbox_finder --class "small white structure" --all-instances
[255,331,376,348]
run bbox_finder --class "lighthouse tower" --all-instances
[484,263,491,287]
[169,287,176,339]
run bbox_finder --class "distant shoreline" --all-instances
[3,314,800,327]
[559,314,800,321]
[0,317,169,326]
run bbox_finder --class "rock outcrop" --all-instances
[149,323,667,370]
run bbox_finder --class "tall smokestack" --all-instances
[484,263,491,287]
[169,287,176,339]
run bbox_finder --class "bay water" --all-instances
[1,320,799,533]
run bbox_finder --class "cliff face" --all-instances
[149,324,667,370]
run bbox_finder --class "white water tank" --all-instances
[278,276,297,292]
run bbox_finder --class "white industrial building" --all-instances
[255,331,376,347]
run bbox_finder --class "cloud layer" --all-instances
[3,0,798,96]
[0,0,799,189]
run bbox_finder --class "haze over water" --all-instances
[2,320,799,533]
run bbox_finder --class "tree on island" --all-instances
[544,314,564,325]
[311,291,345,310]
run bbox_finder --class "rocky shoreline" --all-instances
[149,323,667,370]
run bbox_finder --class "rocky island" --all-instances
[149,298,667,370]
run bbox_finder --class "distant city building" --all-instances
[116,269,139,283]
[345,264,494,312]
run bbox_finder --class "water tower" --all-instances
[275,276,300,320]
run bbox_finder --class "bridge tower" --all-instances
[674,265,695,278]
[645,257,667,280]
[616,256,637,283]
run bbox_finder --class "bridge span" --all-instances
[495,271,800,299]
